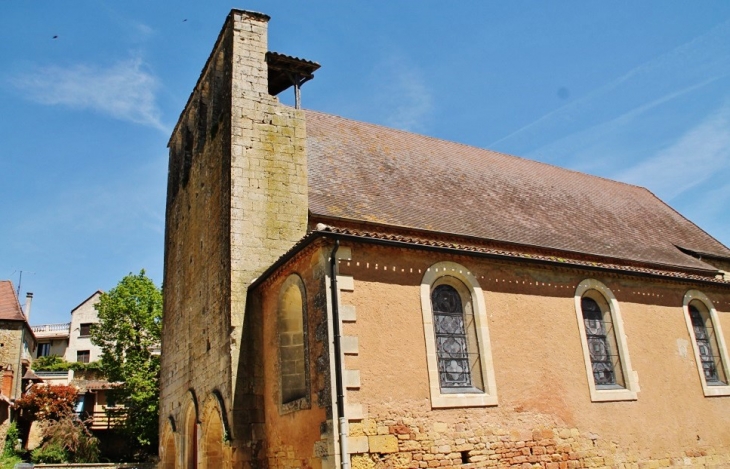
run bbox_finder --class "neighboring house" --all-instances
[31,291,103,364]
[159,10,730,469]
[64,291,103,364]
[32,322,70,359]
[0,281,36,422]
[31,291,117,430]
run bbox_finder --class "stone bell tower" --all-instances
[160,10,319,467]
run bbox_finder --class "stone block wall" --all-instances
[228,10,309,401]
[161,15,234,458]
[0,321,25,399]
[348,416,730,469]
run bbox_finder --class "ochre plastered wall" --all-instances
[336,242,730,468]
[251,244,334,469]
[161,10,309,467]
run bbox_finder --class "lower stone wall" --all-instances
[264,422,335,469]
[348,417,730,469]
[34,464,155,469]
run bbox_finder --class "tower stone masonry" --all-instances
[161,10,309,468]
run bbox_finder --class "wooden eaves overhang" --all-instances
[248,224,730,293]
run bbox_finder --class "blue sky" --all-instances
[2,1,729,324]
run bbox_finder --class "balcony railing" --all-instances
[32,323,71,334]
[35,370,72,379]
[86,407,127,430]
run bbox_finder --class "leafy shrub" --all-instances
[15,385,78,421]
[1,422,24,469]
[30,416,99,464]
[31,442,67,463]
[47,416,99,463]
[3,422,20,457]
[0,454,22,469]
[32,355,102,372]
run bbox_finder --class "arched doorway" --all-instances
[202,407,223,469]
[185,404,198,469]
[160,427,176,469]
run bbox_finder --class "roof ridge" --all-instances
[304,108,650,193]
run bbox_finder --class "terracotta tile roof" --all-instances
[83,380,121,391]
[0,281,27,321]
[305,111,730,272]
[22,369,43,381]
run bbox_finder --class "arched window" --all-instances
[278,274,309,410]
[683,290,730,396]
[431,280,483,392]
[574,279,638,402]
[580,295,624,388]
[420,261,497,408]
[689,302,726,385]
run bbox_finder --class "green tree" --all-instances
[92,270,162,455]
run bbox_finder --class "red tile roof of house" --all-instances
[0,281,27,322]
[305,110,730,272]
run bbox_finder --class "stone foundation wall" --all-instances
[349,415,730,469]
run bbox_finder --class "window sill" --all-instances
[589,387,637,402]
[279,396,311,415]
[701,384,730,397]
[430,387,498,408]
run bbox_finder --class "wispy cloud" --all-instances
[616,101,730,201]
[490,19,730,153]
[525,77,721,172]
[10,57,166,131]
[131,22,154,41]
[372,55,433,133]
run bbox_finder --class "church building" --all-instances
[160,10,730,469]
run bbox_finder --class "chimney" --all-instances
[1,368,13,398]
[24,292,33,320]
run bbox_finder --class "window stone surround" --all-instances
[420,261,498,408]
[574,279,639,402]
[683,289,730,397]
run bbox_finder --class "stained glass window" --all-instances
[431,283,482,391]
[689,303,727,385]
[581,296,624,388]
